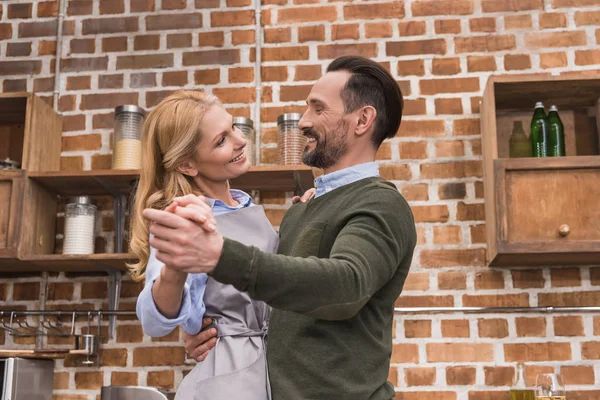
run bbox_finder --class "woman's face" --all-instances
[191,105,250,182]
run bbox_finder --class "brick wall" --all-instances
[1,0,600,399]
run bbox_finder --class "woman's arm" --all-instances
[152,266,187,318]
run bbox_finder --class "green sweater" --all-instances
[211,177,416,399]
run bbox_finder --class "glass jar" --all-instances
[277,113,306,165]
[233,116,255,165]
[63,196,97,255]
[112,105,145,170]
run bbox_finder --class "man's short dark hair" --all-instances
[327,56,403,147]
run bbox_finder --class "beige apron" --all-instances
[175,205,279,400]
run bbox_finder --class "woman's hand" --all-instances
[292,188,316,204]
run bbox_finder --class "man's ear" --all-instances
[177,161,199,177]
[355,106,377,137]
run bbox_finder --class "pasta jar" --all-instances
[233,116,255,165]
[63,196,97,255]
[277,113,306,165]
[112,105,145,170]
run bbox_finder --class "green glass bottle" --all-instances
[547,105,566,157]
[530,102,548,158]
[509,121,531,158]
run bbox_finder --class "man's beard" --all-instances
[302,119,349,169]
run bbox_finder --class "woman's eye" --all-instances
[217,137,226,147]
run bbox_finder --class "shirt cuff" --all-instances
[137,277,192,336]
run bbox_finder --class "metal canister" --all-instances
[233,116,255,165]
[277,113,306,165]
[112,105,145,170]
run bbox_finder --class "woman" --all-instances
[130,90,279,400]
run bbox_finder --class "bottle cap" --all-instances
[534,102,544,109]
[549,105,558,112]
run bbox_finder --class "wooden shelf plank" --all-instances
[28,165,317,197]
[18,253,134,272]
[495,155,600,170]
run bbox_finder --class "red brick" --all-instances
[455,34,516,53]
[575,50,600,66]
[435,19,461,34]
[402,272,429,291]
[511,269,545,289]
[474,271,504,290]
[299,25,325,43]
[553,0,600,6]
[540,52,568,68]
[99,74,124,89]
[146,13,202,31]
[167,33,192,49]
[484,366,514,386]
[463,294,529,307]
[504,14,532,29]
[453,118,480,135]
[404,320,431,338]
[228,67,253,84]
[213,87,255,104]
[516,317,547,337]
[399,141,428,160]
[467,55,497,72]
[420,77,479,95]
[162,0,186,9]
[6,42,32,57]
[470,224,486,244]
[66,76,91,91]
[81,93,138,110]
[183,49,240,66]
[18,20,74,38]
[470,17,496,32]
[457,202,484,221]
[39,40,57,55]
[575,10,600,26]
[148,370,175,389]
[74,371,103,390]
[379,164,412,181]
[199,31,224,47]
[117,54,173,70]
[227,0,251,6]
[344,2,405,20]
[395,295,454,308]
[478,318,508,338]
[68,0,93,15]
[397,120,445,138]
[232,30,255,45]
[100,0,124,14]
[3,79,27,92]
[505,342,572,362]
[131,72,156,88]
[404,99,427,116]
[561,366,595,385]
[8,3,32,19]
[59,95,76,111]
[540,12,567,29]
[592,267,600,286]
[262,66,287,82]
[435,98,463,115]
[400,184,429,201]
[194,0,222,7]
[111,372,138,386]
[398,21,426,36]
[70,38,95,54]
[405,367,436,386]
[387,39,446,56]
[550,268,582,287]
[211,10,254,27]
[102,36,128,52]
[331,24,359,40]
[162,70,188,86]
[318,43,377,60]
[438,271,467,290]
[279,84,311,102]
[482,0,543,11]
[61,57,108,72]
[427,343,493,362]
[421,249,485,268]
[60,156,84,171]
[82,17,138,34]
[0,60,40,75]
[38,1,58,17]
[13,282,40,300]
[397,60,425,77]
[446,366,476,385]
[412,0,472,16]
[33,77,54,92]
[421,161,482,179]
[134,35,160,51]
[261,47,309,62]
[441,319,470,338]
[365,22,393,38]
[538,291,600,306]
[278,6,336,23]
[265,27,290,44]
[505,54,531,71]
[432,58,461,75]
[436,141,465,157]
[553,316,584,336]
[582,342,600,359]
[525,31,587,49]
[391,343,419,363]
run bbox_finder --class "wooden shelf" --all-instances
[28,165,317,197]
[17,253,134,272]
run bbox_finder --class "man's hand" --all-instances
[292,188,316,204]
[184,317,218,362]
[143,196,224,273]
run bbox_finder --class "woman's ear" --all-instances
[177,161,199,177]
[355,106,377,137]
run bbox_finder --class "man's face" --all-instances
[299,71,353,170]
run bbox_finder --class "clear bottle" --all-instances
[509,121,531,158]
[510,363,536,400]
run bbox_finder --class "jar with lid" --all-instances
[233,116,256,165]
[63,196,97,255]
[112,105,146,170]
[277,113,306,165]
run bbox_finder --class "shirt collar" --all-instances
[205,189,253,210]
[314,162,379,198]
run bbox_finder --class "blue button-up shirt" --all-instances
[314,162,380,198]
[136,190,253,336]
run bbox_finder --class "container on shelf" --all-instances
[0,158,21,170]
[277,113,306,165]
[112,105,145,170]
[63,196,97,255]
[233,116,256,165]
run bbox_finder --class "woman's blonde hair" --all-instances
[128,90,220,281]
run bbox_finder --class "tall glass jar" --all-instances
[112,105,145,170]
[63,196,97,255]
[277,113,306,165]
[233,116,255,165]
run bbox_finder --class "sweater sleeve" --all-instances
[209,190,415,320]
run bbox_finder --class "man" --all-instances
[144,56,417,399]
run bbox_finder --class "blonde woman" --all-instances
[130,91,282,400]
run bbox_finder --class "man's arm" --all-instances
[211,191,415,320]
